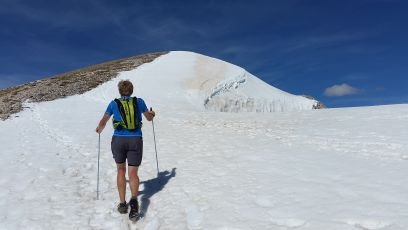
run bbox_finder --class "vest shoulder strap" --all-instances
[132,97,140,120]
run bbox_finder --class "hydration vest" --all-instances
[112,97,143,130]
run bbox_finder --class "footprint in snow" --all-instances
[185,203,203,230]
[254,196,274,208]
[344,219,391,230]
[400,155,408,160]
[269,217,306,228]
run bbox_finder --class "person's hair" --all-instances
[118,80,133,96]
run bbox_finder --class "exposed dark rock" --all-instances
[302,95,327,109]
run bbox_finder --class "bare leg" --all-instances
[128,166,139,198]
[117,163,127,203]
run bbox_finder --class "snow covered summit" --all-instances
[131,51,318,112]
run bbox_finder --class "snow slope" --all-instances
[0,51,408,230]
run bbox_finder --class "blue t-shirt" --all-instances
[105,96,148,137]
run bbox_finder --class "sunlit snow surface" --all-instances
[1,51,408,230]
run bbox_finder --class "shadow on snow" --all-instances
[138,168,176,217]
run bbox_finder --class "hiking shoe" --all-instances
[117,201,128,214]
[129,198,139,221]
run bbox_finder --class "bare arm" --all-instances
[96,114,111,133]
[143,108,156,121]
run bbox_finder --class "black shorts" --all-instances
[111,136,143,166]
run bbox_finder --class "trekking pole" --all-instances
[97,133,101,200]
[150,107,159,177]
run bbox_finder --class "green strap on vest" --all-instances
[112,97,142,130]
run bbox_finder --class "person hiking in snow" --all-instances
[95,80,155,221]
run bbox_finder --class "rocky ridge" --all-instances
[0,52,168,120]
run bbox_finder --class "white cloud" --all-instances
[324,83,361,97]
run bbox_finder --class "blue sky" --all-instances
[1,0,407,107]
